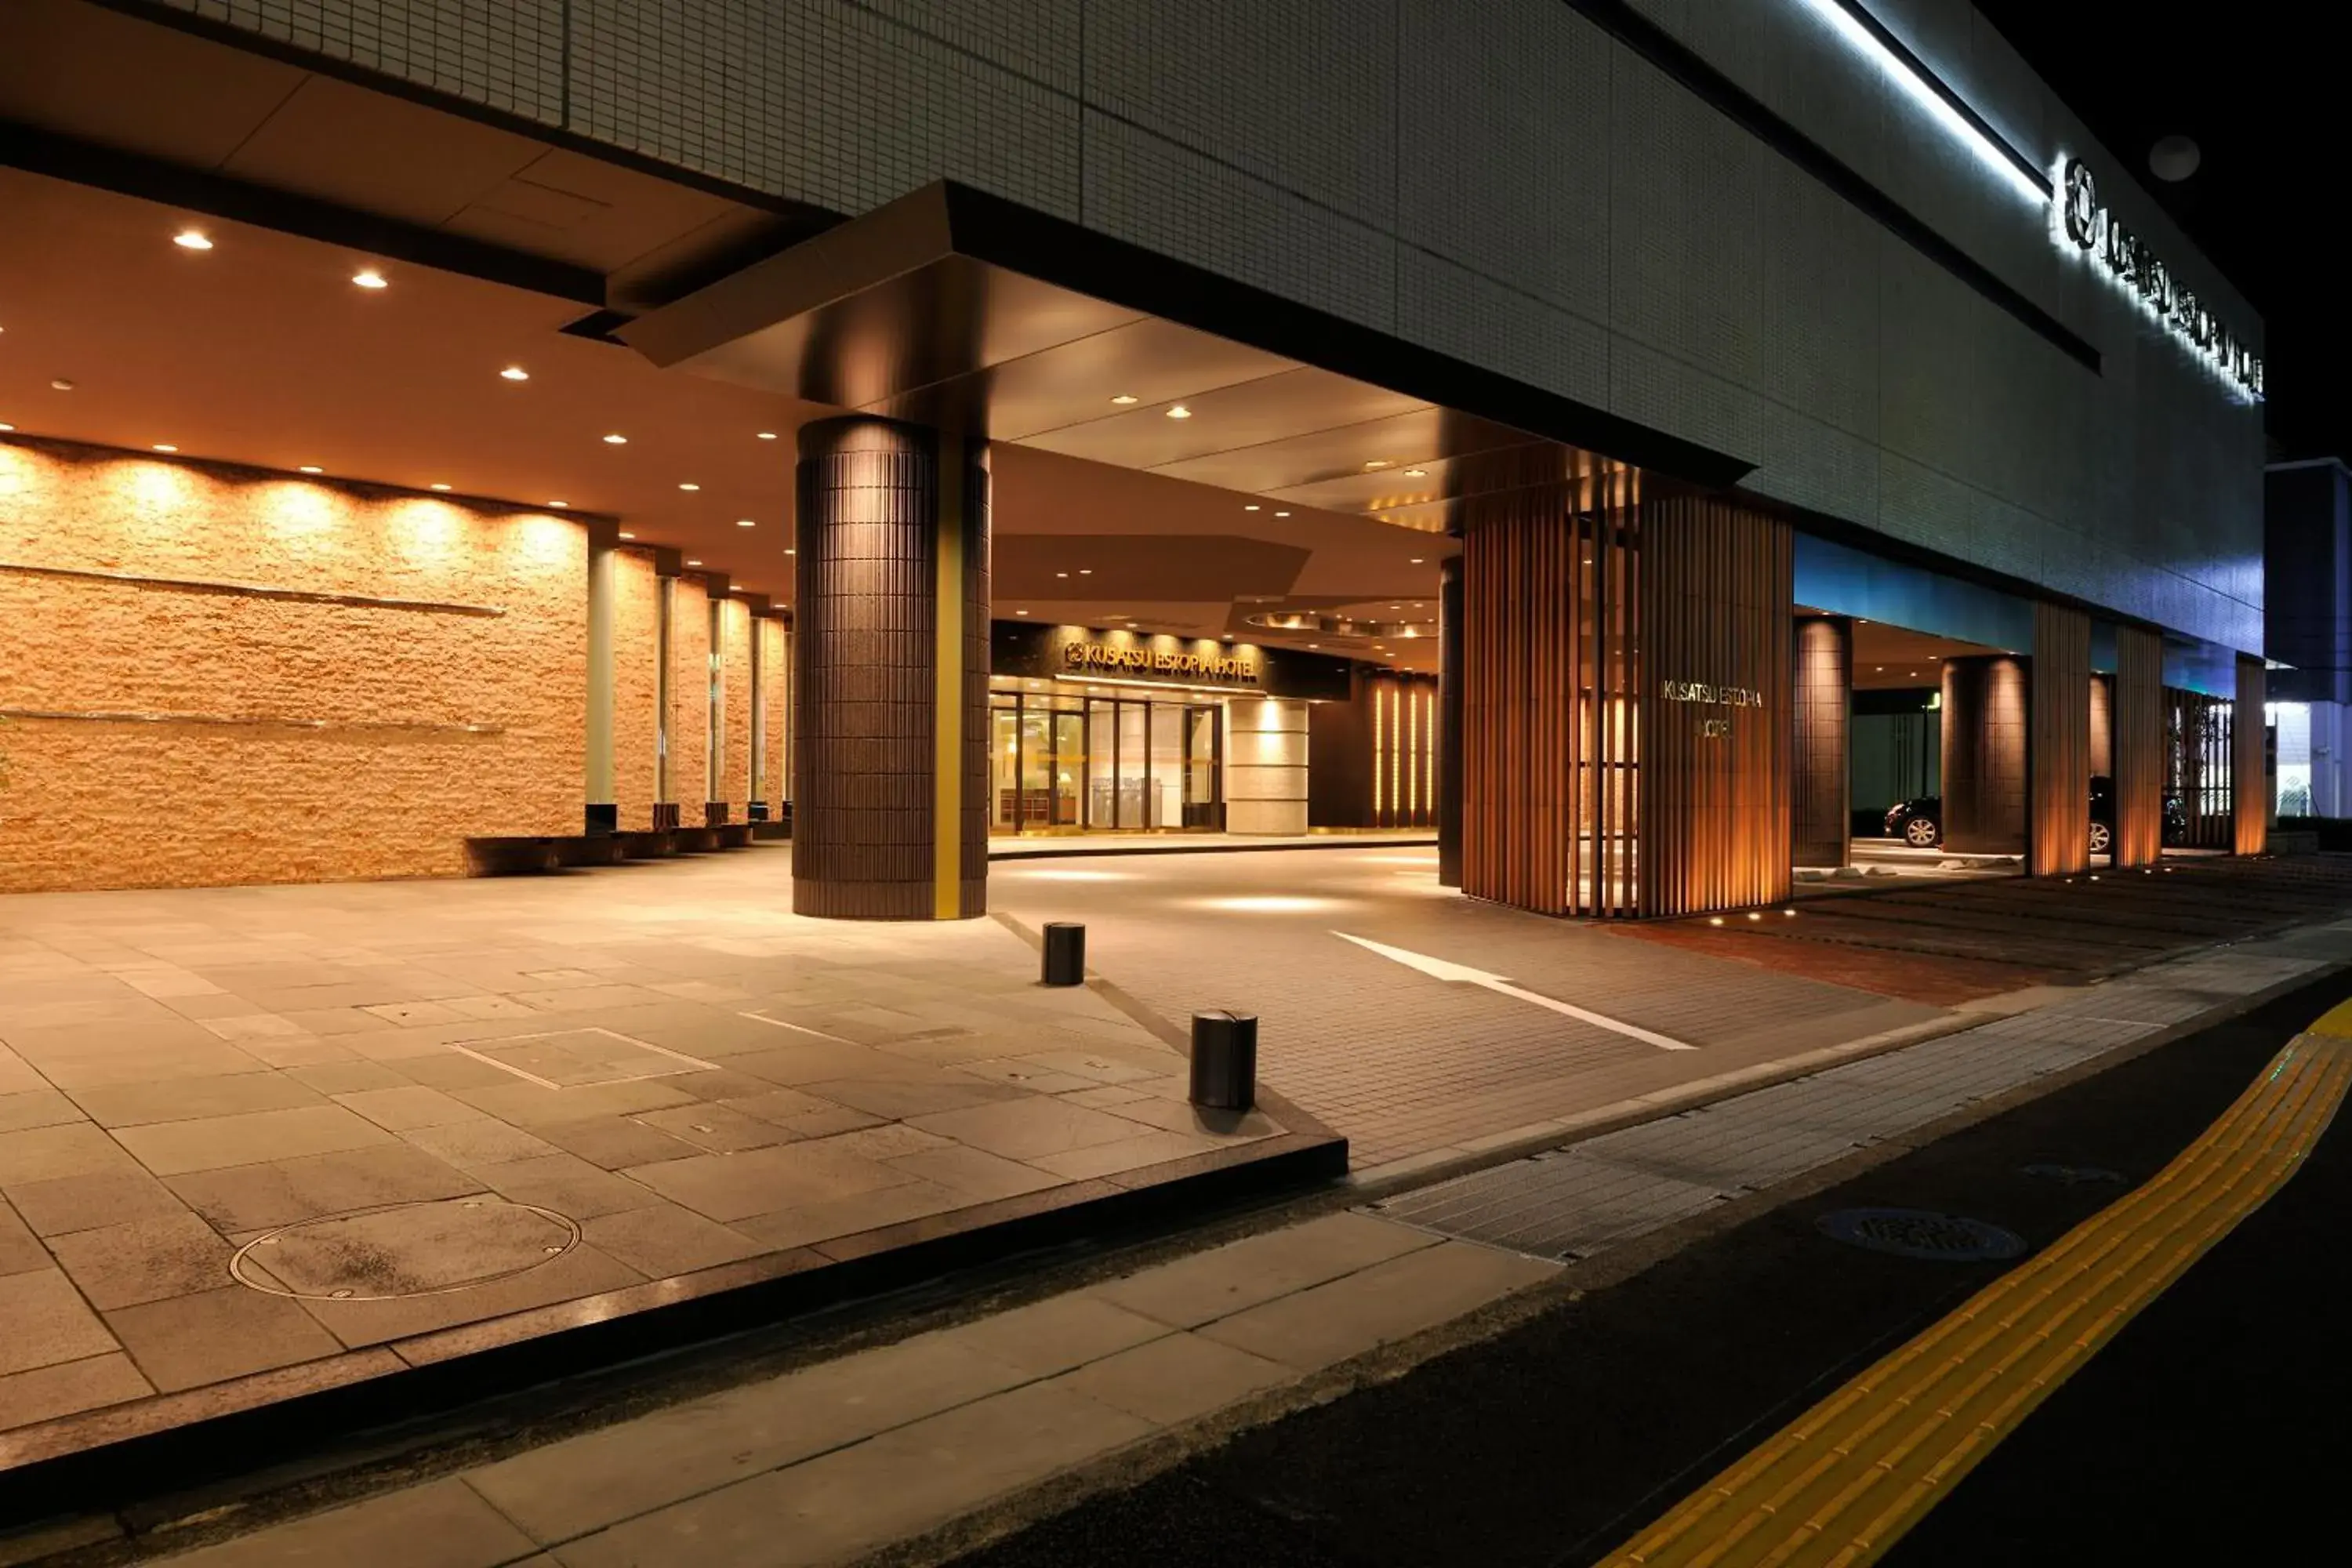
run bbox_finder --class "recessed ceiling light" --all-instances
[686,558,702,567]
[1015,608,1029,615]
[1244,504,1261,512]
[1403,466,1427,477]
[1110,394,1139,405]
[0,423,14,433]
[1363,459,1391,471]
[757,431,778,441]
[619,531,636,539]
[736,518,756,528]
[678,481,700,492]
[1079,568,1092,575]
[1057,572,1069,578]
[299,465,323,474]
[151,444,177,453]
[1165,405,1192,419]
[430,483,452,492]
[547,499,568,508]
[603,434,627,445]
[783,546,796,554]
[50,379,73,391]
[351,269,388,289]
[1273,510,1290,517]
[499,366,529,381]
[1307,642,1319,648]
[1409,557,1424,564]
[173,230,212,251]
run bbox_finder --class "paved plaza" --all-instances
[7,843,2350,1473]
[0,849,1319,1451]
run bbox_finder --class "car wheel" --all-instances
[2089,821,2113,854]
[1904,817,1940,848]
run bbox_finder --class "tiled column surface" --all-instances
[794,417,989,920]
[2237,654,2269,855]
[610,550,663,833]
[1942,655,2030,856]
[1438,556,1464,887]
[1225,699,1309,835]
[1791,617,1853,869]
[2029,603,2091,878]
[2113,627,2165,866]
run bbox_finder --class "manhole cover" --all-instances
[230,1198,580,1301]
[1816,1207,2027,1263]
[2021,1162,2126,1186]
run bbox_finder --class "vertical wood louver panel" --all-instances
[2235,654,2269,855]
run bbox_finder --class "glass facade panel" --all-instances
[986,681,1226,835]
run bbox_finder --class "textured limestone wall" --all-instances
[0,438,584,891]
[670,574,711,814]
[610,547,662,832]
[717,593,753,811]
[760,616,789,817]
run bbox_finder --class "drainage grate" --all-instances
[1815,1207,2027,1263]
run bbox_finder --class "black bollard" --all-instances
[1189,1011,1258,1111]
[1041,922,1086,986]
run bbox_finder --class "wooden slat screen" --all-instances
[2235,654,2268,855]
[2029,602,2091,877]
[2111,627,2164,866]
[1636,495,1794,916]
[1461,468,1640,916]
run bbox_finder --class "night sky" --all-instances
[1973,2,2336,461]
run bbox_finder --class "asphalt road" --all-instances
[946,968,2352,1568]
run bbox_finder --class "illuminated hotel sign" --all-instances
[2060,158,2263,400]
[1062,638,1259,687]
[1660,680,1765,710]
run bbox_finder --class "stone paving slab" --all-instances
[152,1210,1557,1568]
[0,849,1330,1461]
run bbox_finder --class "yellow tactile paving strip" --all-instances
[1601,1022,2352,1568]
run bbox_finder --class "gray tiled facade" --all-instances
[158,0,2263,652]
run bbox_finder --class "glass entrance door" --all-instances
[989,688,1222,833]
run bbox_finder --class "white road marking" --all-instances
[1334,932,1698,1051]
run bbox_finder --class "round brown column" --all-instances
[792,416,989,920]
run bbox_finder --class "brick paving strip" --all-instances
[113,916,2352,1568]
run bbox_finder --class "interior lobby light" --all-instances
[1165,405,1192,419]
[430,483,452,491]
[1403,467,1427,477]
[1056,571,1069,578]
[1110,394,1139,405]
[547,499,568,508]
[679,481,700,491]
[618,530,636,539]
[784,546,797,554]
[756,430,778,441]
[685,557,702,567]
[1409,557,1424,564]
[0,423,13,433]
[603,433,627,445]
[1363,459,1392,470]
[500,366,529,381]
[299,465,323,474]
[151,443,176,452]
[351,269,388,289]
[1079,568,1092,575]
[1015,608,1029,615]
[736,517,756,528]
[172,230,212,250]
[1273,510,1290,517]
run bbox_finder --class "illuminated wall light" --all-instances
[172,229,212,250]
[1372,679,1385,821]
[351,269,388,289]
[1792,0,2045,204]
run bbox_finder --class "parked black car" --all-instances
[1883,775,2187,852]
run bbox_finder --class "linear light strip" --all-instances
[1795,0,2049,203]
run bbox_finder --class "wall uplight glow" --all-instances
[1792,0,2046,204]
